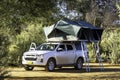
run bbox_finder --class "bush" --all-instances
[8,23,45,66]
[110,46,120,64]
[101,29,120,64]
[87,43,96,62]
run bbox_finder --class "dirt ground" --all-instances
[4,63,120,80]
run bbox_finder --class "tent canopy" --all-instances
[43,19,103,42]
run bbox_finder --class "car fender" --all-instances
[43,51,56,65]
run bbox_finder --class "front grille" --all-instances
[25,57,37,61]
[26,55,35,56]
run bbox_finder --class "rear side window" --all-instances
[66,45,73,50]
[75,42,82,50]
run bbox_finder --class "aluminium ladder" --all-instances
[94,42,104,71]
[81,41,90,72]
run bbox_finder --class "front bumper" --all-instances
[22,56,46,66]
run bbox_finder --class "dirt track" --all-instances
[5,63,120,80]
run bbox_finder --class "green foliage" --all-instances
[0,0,56,66]
[87,43,96,62]
[87,28,120,64]
[0,28,11,78]
[0,0,57,34]
[8,23,45,66]
[101,29,120,64]
[111,49,120,64]
[0,27,11,66]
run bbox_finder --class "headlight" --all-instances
[40,54,44,59]
[36,54,44,58]
[36,54,44,62]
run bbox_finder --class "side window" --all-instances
[57,44,66,51]
[75,42,82,50]
[66,45,73,51]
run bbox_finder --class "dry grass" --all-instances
[5,63,120,80]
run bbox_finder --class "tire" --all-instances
[24,65,34,71]
[74,58,83,70]
[45,59,56,72]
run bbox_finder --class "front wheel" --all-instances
[24,65,34,71]
[45,59,56,72]
[74,58,83,70]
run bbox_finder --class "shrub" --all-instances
[8,23,45,66]
[101,29,120,64]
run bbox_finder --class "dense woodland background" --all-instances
[0,0,120,71]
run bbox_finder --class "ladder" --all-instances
[81,41,90,72]
[94,42,104,71]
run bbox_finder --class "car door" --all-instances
[65,44,75,64]
[56,44,68,64]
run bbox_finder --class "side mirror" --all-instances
[57,48,63,52]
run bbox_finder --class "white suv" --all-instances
[22,41,88,71]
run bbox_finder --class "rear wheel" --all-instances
[74,58,83,70]
[45,59,56,72]
[24,65,34,71]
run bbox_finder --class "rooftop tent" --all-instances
[76,20,103,41]
[44,19,80,41]
[43,19,103,42]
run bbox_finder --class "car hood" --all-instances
[23,50,52,56]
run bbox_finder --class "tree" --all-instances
[0,0,57,66]
[86,0,119,28]
[0,0,57,33]
[56,0,91,20]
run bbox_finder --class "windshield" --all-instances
[36,44,58,51]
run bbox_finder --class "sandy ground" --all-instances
[4,63,120,80]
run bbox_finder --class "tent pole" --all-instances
[94,42,104,71]
[81,41,90,72]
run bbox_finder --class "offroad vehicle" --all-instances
[22,41,88,71]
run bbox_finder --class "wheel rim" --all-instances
[48,61,55,71]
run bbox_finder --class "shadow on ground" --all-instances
[53,67,120,73]
[10,67,120,73]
